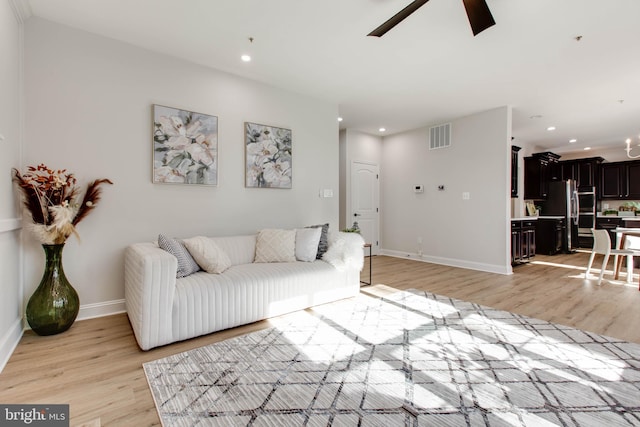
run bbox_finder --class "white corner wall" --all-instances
[0,0,24,372]
[22,18,340,319]
[381,106,512,274]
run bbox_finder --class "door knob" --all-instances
[354,213,361,217]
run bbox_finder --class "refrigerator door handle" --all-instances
[572,190,579,225]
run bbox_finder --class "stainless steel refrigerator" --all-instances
[577,186,596,247]
[542,180,579,252]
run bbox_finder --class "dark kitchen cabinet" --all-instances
[596,216,623,248]
[600,163,625,199]
[599,160,640,199]
[524,152,560,200]
[627,162,640,199]
[512,219,536,264]
[511,145,521,198]
[536,218,565,255]
[511,222,521,264]
[577,158,602,188]
[560,157,603,189]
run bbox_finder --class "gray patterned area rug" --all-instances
[143,289,640,426]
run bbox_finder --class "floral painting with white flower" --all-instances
[153,105,218,185]
[245,122,292,189]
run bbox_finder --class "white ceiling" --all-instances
[21,0,640,155]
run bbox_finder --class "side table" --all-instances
[360,243,372,286]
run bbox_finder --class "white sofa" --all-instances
[124,232,364,350]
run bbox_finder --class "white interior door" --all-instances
[350,161,379,255]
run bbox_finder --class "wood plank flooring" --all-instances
[1,251,639,426]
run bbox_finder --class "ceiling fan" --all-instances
[368,0,495,37]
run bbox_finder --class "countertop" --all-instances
[511,216,566,221]
[596,214,640,219]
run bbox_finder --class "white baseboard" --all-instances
[0,318,24,374]
[77,299,126,321]
[380,249,513,275]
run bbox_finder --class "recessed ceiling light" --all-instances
[379,127,386,132]
[584,147,591,151]
[337,117,343,122]
[569,139,577,143]
[241,54,251,62]
[547,126,556,131]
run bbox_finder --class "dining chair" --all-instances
[586,229,636,285]
[613,227,640,288]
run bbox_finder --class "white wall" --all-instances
[0,0,24,372]
[380,106,512,274]
[22,18,340,318]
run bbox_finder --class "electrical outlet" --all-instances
[462,192,470,200]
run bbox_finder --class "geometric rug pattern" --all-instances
[143,289,640,426]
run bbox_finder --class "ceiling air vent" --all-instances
[429,123,451,150]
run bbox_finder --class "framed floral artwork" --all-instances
[245,122,292,189]
[152,105,218,185]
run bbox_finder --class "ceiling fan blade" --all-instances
[368,0,430,37]
[462,0,495,36]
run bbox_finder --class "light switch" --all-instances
[462,192,470,200]
[323,189,334,198]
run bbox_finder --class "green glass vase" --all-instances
[26,243,80,336]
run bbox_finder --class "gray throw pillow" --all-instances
[158,234,201,278]
[307,223,329,259]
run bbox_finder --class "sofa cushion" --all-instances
[210,235,257,266]
[295,227,322,262]
[157,234,201,278]
[183,236,232,274]
[307,223,329,259]
[254,229,296,263]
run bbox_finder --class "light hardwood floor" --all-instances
[1,252,639,426]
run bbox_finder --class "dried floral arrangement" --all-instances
[12,164,113,244]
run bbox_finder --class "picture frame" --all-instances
[152,104,218,185]
[526,201,537,216]
[244,122,292,189]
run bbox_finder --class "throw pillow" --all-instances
[254,229,296,263]
[157,234,201,278]
[183,236,232,274]
[307,223,329,259]
[295,227,322,262]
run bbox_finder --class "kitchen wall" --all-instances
[380,106,512,274]
[0,0,24,372]
[21,18,340,323]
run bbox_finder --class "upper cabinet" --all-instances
[600,160,640,199]
[511,145,521,198]
[524,152,637,201]
[524,152,560,200]
[560,157,603,190]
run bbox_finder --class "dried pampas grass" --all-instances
[12,164,113,244]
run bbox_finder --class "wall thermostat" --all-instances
[414,185,424,193]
